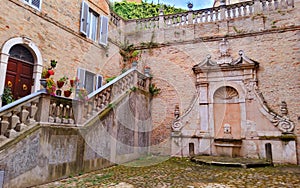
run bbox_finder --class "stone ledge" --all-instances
[191,155,272,168]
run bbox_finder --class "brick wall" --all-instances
[117,2,300,161]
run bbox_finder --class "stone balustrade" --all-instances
[111,11,122,27]
[74,68,150,125]
[0,92,42,140]
[164,12,189,27]
[0,69,150,142]
[118,0,295,30]
[48,97,75,124]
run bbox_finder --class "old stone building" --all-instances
[0,0,299,187]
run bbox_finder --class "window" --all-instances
[87,10,99,41]
[77,68,103,94]
[80,1,109,45]
[23,0,42,11]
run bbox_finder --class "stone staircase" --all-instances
[0,68,152,188]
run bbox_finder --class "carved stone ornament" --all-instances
[271,116,294,133]
[217,38,233,65]
[172,119,183,131]
[245,81,257,100]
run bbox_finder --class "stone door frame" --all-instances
[0,37,43,106]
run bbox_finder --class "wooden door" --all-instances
[5,58,34,100]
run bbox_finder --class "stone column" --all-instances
[0,53,9,107]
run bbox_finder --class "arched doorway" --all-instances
[0,37,43,106]
[5,44,34,100]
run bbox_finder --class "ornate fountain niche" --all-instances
[171,38,298,163]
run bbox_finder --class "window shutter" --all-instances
[96,75,103,89]
[31,0,41,9]
[80,1,89,35]
[77,68,86,89]
[99,15,109,45]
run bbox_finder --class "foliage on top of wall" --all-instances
[112,0,186,20]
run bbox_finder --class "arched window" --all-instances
[9,44,34,63]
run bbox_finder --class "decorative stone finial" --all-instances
[174,104,180,119]
[280,101,288,116]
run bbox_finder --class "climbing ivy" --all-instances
[112,0,186,20]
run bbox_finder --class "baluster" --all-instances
[18,105,30,130]
[274,0,279,9]
[232,7,237,18]
[210,10,214,22]
[27,100,38,126]
[280,0,287,9]
[1,113,11,137]
[87,101,93,118]
[243,5,247,16]
[215,9,219,21]
[227,8,231,19]
[267,0,273,11]
[55,104,63,123]
[48,103,56,123]
[96,94,102,111]
[68,106,74,124]
[249,4,253,15]
[237,6,242,17]
[62,105,69,124]
[92,97,98,114]
[204,11,209,22]
[11,108,20,131]
[5,112,18,138]
[262,0,267,11]
[100,95,105,109]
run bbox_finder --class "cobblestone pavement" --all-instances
[36,157,300,188]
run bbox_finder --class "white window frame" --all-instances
[87,10,99,41]
[80,1,109,45]
[77,68,102,94]
[23,0,42,11]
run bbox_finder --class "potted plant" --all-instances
[70,77,79,87]
[64,88,73,97]
[50,59,57,68]
[46,78,56,96]
[1,86,14,106]
[57,76,68,88]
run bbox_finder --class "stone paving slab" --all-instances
[35,156,300,188]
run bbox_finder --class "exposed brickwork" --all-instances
[121,3,300,162]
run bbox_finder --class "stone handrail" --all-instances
[0,68,150,143]
[117,0,295,30]
[0,91,43,140]
[74,68,150,125]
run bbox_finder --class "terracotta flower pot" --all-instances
[64,90,72,97]
[70,80,74,87]
[57,81,65,88]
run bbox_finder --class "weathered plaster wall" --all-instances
[0,90,151,188]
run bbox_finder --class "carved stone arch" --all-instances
[0,37,43,106]
[214,86,239,102]
[209,82,245,104]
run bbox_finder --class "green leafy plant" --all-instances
[149,83,161,96]
[112,0,186,20]
[106,76,117,83]
[1,86,14,105]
